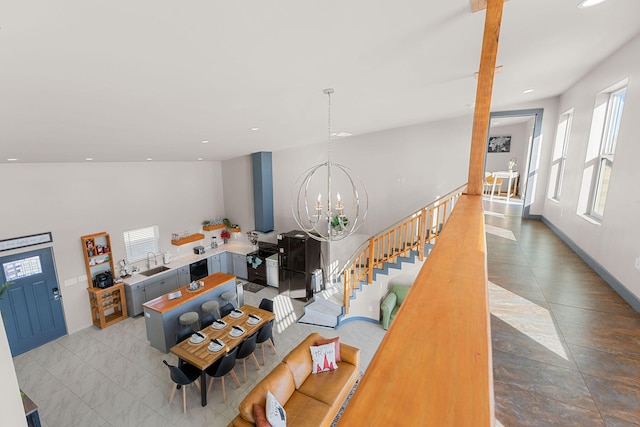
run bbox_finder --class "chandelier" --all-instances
[291,88,368,242]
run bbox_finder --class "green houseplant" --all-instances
[0,282,12,299]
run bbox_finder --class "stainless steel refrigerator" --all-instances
[277,230,321,301]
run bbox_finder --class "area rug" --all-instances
[331,372,363,426]
[243,281,266,293]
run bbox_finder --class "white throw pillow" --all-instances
[310,342,339,374]
[265,390,286,427]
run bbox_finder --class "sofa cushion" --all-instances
[253,404,271,427]
[237,363,296,424]
[310,342,338,374]
[282,332,321,388]
[297,361,357,407]
[390,284,411,306]
[314,337,341,362]
[283,390,333,427]
[266,391,286,427]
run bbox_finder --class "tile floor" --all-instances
[486,199,640,426]
[12,287,385,427]
[14,199,640,426]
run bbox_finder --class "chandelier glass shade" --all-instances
[291,89,368,242]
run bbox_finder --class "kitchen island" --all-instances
[143,272,237,353]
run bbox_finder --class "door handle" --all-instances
[52,287,61,301]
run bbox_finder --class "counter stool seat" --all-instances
[221,291,237,309]
[201,300,220,319]
[179,311,200,331]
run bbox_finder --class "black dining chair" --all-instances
[200,313,216,329]
[163,360,201,413]
[258,298,274,313]
[256,319,276,365]
[205,346,241,403]
[220,303,235,318]
[175,327,196,368]
[235,331,261,383]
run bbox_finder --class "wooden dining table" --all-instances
[170,304,275,407]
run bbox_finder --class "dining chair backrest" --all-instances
[176,326,195,344]
[236,331,258,360]
[163,360,199,386]
[201,313,215,329]
[220,303,234,318]
[258,298,274,313]
[206,346,239,377]
[256,319,274,345]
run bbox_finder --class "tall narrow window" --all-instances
[123,226,159,263]
[548,109,573,201]
[591,87,626,218]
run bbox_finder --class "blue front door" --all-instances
[0,247,67,356]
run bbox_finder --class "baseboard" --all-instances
[541,216,640,313]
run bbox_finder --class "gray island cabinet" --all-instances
[142,272,236,353]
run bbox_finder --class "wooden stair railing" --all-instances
[341,184,466,312]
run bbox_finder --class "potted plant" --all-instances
[0,282,12,299]
[220,229,231,244]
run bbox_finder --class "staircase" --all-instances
[297,184,465,328]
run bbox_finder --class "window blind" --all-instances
[123,226,159,263]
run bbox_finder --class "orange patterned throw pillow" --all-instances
[310,342,339,374]
[314,336,342,362]
[253,403,272,427]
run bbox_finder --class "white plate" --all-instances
[229,327,245,337]
[189,334,206,344]
[211,320,226,330]
[208,341,224,352]
[229,310,243,318]
[247,316,261,325]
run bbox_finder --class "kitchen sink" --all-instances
[139,265,171,277]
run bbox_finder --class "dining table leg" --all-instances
[200,370,208,406]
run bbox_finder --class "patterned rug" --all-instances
[243,281,266,293]
[331,372,363,426]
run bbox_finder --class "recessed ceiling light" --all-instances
[523,89,535,94]
[250,127,260,131]
[7,158,18,161]
[146,157,153,161]
[465,103,476,108]
[197,158,204,161]
[201,140,209,144]
[85,157,93,161]
[578,0,608,8]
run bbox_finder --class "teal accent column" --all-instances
[252,152,274,232]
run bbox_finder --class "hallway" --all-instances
[485,200,640,426]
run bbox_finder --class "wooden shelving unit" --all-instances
[81,232,127,328]
[171,233,205,246]
[87,283,127,328]
[203,224,225,231]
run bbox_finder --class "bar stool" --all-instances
[221,290,237,309]
[201,300,220,319]
[178,311,200,331]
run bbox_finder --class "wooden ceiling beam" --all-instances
[471,0,509,14]
[467,0,505,195]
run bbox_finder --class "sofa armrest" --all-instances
[339,342,360,370]
[380,292,397,330]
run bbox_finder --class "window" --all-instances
[548,109,573,201]
[123,226,160,263]
[591,87,626,218]
[578,82,627,221]
[3,256,43,281]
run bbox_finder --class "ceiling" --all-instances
[1,0,639,163]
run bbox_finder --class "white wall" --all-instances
[541,34,640,297]
[0,161,224,333]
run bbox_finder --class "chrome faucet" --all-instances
[147,252,157,270]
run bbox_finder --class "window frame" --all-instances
[589,86,626,220]
[549,109,573,201]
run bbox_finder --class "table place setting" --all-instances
[211,319,227,330]
[229,325,245,337]
[247,313,261,325]
[229,308,244,318]
[208,338,225,352]
[189,331,207,344]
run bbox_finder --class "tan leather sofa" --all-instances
[229,332,360,427]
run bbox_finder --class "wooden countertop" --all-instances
[142,272,235,314]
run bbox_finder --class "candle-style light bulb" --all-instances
[336,192,343,210]
[316,193,322,209]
